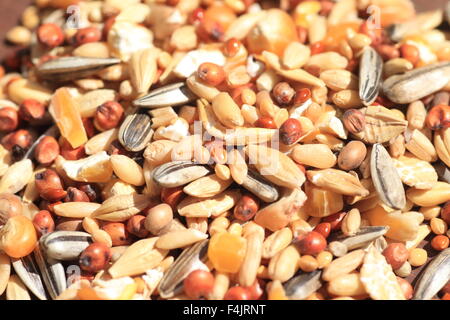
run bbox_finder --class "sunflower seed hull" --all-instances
[434,162,450,183]
[241,170,280,203]
[118,113,154,152]
[382,62,450,104]
[158,239,209,299]
[153,161,211,188]
[133,82,197,108]
[413,248,450,300]
[359,46,383,106]
[40,231,92,261]
[371,143,406,210]
[284,270,322,300]
[12,255,47,300]
[328,226,389,251]
[37,57,121,82]
[34,246,67,300]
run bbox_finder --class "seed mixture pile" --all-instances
[0,0,449,300]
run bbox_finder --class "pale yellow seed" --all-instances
[408,248,427,267]
[241,88,256,106]
[298,255,319,273]
[419,206,441,220]
[92,229,113,247]
[110,155,145,186]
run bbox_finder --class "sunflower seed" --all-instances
[37,56,121,82]
[153,161,211,188]
[371,143,406,210]
[118,113,154,152]
[359,46,383,106]
[328,226,389,251]
[284,270,322,300]
[382,62,450,104]
[34,245,67,300]
[413,248,450,300]
[40,231,92,261]
[12,255,47,300]
[158,239,209,299]
[133,82,197,108]
[434,162,450,183]
[241,169,280,203]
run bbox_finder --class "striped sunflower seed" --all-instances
[12,255,47,300]
[284,270,322,300]
[134,82,196,108]
[359,46,383,106]
[158,239,209,299]
[153,161,211,188]
[34,245,66,300]
[37,56,121,82]
[413,248,450,300]
[328,226,389,251]
[118,113,154,152]
[370,143,406,210]
[241,169,280,203]
[382,62,450,104]
[40,231,92,261]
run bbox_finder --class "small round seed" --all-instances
[431,235,450,251]
[408,248,427,267]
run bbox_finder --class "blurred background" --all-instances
[0,0,449,58]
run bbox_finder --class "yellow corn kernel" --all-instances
[293,1,322,28]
